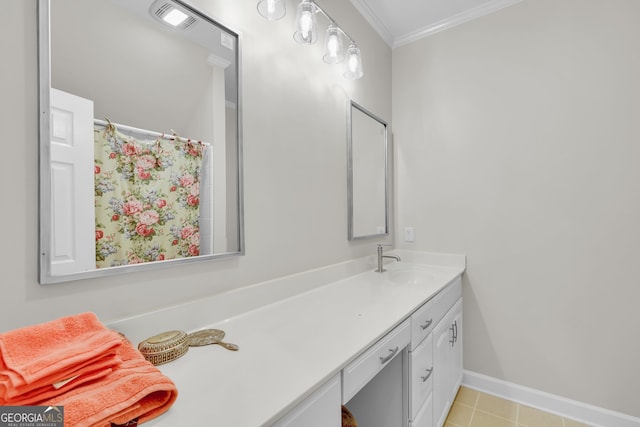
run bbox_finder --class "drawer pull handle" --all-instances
[420,319,433,330]
[379,346,399,364]
[421,367,433,382]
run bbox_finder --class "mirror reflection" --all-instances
[347,101,388,240]
[39,0,244,284]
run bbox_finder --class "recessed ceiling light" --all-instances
[162,8,189,27]
[150,1,198,30]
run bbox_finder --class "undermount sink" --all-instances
[387,269,436,286]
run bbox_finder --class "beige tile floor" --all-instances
[445,387,593,427]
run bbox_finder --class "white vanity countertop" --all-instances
[129,252,465,426]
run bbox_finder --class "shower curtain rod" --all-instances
[93,118,210,146]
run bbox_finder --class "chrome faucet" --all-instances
[376,244,401,272]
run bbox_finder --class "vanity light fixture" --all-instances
[257,0,363,79]
[257,0,286,21]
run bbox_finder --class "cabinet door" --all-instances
[449,299,463,399]
[272,375,341,427]
[432,298,463,427]
[432,309,454,427]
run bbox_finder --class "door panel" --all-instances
[49,88,95,275]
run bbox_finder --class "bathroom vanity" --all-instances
[109,250,465,426]
[274,271,462,427]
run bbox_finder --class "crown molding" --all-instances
[350,0,523,49]
[394,0,523,48]
[349,0,394,47]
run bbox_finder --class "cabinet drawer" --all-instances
[432,277,462,330]
[410,333,433,420]
[410,391,433,427]
[342,319,410,403]
[410,276,461,350]
[410,297,435,349]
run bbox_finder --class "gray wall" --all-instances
[0,0,391,328]
[393,0,640,418]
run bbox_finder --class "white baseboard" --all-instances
[463,370,640,427]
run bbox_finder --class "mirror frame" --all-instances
[37,0,245,284]
[347,100,389,241]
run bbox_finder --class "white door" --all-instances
[49,88,95,275]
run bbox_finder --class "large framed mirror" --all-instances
[38,0,244,284]
[347,101,389,240]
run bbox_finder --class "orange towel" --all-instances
[0,312,123,404]
[42,339,178,427]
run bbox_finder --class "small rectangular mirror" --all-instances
[347,101,389,240]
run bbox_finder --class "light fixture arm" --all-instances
[310,1,356,46]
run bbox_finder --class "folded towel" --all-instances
[0,312,123,404]
[1,354,118,406]
[42,338,178,426]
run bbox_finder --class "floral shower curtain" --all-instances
[93,122,204,268]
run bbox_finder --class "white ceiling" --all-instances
[349,0,523,48]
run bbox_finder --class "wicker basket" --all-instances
[341,405,358,427]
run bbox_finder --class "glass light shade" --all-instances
[257,0,286,21]
[323,24,345,64]
[293,0,318,44]
[344,44,363,79]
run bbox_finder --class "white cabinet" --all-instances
[272,374,341,427]
[272,276,463,427]
[409,277,462,427]
[433,298,463,427]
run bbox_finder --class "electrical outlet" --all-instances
[404,227,415,242]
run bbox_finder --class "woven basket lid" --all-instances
[138,330,188,365]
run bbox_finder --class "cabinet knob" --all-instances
[379,346,399,364]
